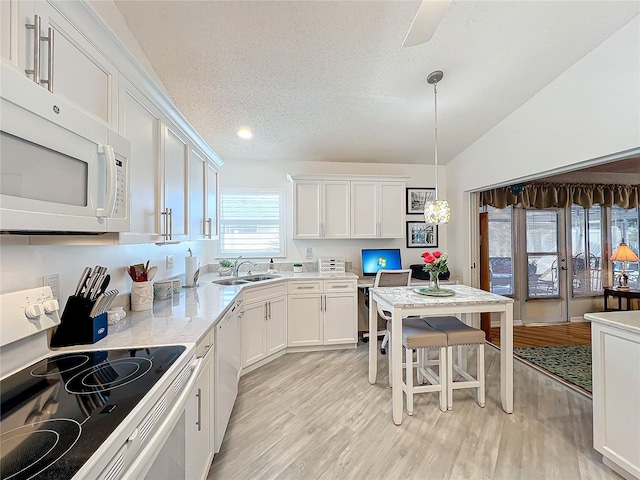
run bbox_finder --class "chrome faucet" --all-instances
[233,257,258,276]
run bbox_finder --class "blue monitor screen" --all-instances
[361,248,402,276]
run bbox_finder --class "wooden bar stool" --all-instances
[401,317,448,414]
[423,316,485,411]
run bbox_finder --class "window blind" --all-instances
[218,189,285,258]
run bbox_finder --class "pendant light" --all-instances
[423,70,451,224]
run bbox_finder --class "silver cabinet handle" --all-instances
[264,303,268,321]
[168,208,173,240]
[268,301,272,319]
[197,343,212,359]
[25,15,41,84]
[205,217,212,239]
[297,286,315,290]
[161,209,170,239]
[40,27,54,92]
[196,387,202,431]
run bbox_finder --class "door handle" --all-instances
[196,388,202,431]
[40,27,54,92]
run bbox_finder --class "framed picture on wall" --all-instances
[406,221,438,248]
[406,188,435,214]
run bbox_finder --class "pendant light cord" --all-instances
[433,81,439,200]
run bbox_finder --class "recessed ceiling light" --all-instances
[237,127,253,140]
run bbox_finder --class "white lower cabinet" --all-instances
[287,279,357,347]
[185,334,214,480]
[240,283,287,369]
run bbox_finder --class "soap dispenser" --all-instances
[268,258,275,273]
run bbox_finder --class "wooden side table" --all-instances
[603,287,640,311]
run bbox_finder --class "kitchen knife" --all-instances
[74,267,91,296]
[95,274,111,298]
[86,266,106,299]
[83,265,101,298]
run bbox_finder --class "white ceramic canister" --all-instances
[153,280,173,301]
[131,281,153,311]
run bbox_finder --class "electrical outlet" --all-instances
[306,247,312,259]
[43,274,60,300]
[166,255,174,269]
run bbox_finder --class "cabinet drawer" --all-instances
[288,281,322,294]
[323,280,356,293]
[196,331,213,359]
[243,282,287,303]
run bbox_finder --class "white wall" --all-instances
[219,159,448,276]
[446,15,640,283]
[0,236,208,301]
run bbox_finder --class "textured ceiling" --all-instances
[114,1,639,166]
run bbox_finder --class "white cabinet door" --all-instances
[205,161,219,239]
[162,124,189,242]
[322,180,350,238]
[118,78,163,243]
[324,293,357,345]
[266,296,287,355]
[287,294,323,346]
[189,146,207,240]
[35,1,118,127]
[292,180,322,238]
[350,181,378,238]
[378,182,405,238]
[240,301,267,368]
[1,0,32,70]
[351,181,405,238]
[185,353,213,480]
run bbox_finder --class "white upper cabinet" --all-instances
[351,180,405,238]
[162,124,189,242]
[2,1,118,127]
[118,78,163,243]
[188,147,219,240]
[291,179,349,239]
[289,174,406,240]
[189,146,207,240]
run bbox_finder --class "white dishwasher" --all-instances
[214,298,242,452]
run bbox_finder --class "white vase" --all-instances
[218,267,232,276]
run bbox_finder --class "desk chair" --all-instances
[363,269,412,354]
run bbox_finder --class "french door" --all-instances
[485,205,609,324]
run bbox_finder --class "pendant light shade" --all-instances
[424,70,450,224]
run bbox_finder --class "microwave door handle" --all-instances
[96,145,117,218]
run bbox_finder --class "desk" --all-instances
[368,284,514,425]
[604,287,640,311]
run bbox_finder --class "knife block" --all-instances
[50,295,108,347]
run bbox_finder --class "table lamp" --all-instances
[610,239,640,290]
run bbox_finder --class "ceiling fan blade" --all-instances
[402,0,452,47]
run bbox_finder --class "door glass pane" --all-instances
[487,206,512,295]
[611,206,640,289]
[526,210,559,297]
[570,205,603,295]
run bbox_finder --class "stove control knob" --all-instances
[43,299,60,313]
[25,303,45,319]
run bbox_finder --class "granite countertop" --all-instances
[584,310,640,335]
[370,284,514,308]
[58,270,358,352]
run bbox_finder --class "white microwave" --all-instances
[0,64,130,234]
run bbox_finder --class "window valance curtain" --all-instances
[480,183,639,209]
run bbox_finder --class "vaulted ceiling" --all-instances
[114,1,639,168]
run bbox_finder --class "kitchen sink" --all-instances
[212,274,280,286]
[242,275,280,282]
[212,278,251,286]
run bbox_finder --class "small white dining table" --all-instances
[368,284,514,425]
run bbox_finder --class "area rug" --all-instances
[513,344,592,394]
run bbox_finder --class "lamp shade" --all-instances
[610,241,640,262]
[424,199,451,224]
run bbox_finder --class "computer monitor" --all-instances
[361,248,402,276]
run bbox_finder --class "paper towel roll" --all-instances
[185,256,198,287]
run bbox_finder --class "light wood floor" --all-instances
[208,343,615,480]
[490,322,591,348]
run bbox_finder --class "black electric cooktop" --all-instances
[0,346,186,480]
